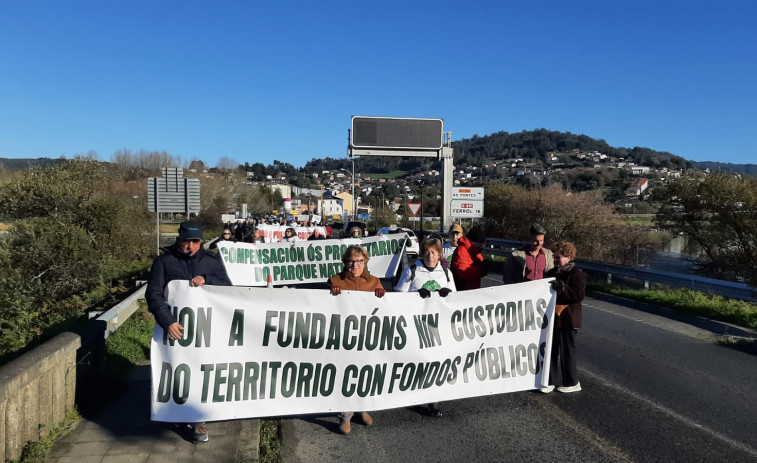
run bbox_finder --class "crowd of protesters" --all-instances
[147,218,585,439]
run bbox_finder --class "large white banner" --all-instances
[150,280,556,422]
[254,224,326,242]
[217,235,408,286]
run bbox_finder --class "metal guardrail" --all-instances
[480,238,757,302]
[94,284,147,339]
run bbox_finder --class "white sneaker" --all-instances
[540,385,555,393]
[557,382,582,393]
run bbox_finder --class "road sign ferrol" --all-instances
[350,116,443,154]
[450,199,484,218]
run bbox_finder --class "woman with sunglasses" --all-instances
[327,245,386,434]
[209,227,234,250]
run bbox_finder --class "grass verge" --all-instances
[259,419,282,463]
[104,301,155,379]
[589,283,757,331]
[13,409,81,463]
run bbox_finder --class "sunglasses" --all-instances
[183,238,202,244]
[346,259,365,265]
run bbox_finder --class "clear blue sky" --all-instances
[1,0,755,167]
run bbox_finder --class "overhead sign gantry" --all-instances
[349,116,455,232]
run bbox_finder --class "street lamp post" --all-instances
[374,196,378,231]
[419,180,425,232]
[340,159,356,220]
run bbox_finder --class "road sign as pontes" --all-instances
[407,203,421,216]
[450,187,484,200]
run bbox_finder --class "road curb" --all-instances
[588,291,757,340]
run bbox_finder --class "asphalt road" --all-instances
[280,274,757,463]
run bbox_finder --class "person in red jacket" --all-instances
[450,226,487,290]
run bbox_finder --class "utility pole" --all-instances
[352,158,356,220]
[419,180,425,232]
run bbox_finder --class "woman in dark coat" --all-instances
[541,241,586,394]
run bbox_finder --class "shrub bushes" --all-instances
[0,159,154,356]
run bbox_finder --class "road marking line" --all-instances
[584,302,717,341]
[531,395,633,461]
[579,368,757,458]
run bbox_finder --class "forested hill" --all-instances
[691,161,757,176]
[451,129,690,169]
[303,129,693,174]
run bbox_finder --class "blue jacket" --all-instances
[146,243,232,330]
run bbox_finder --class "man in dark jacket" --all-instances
[145,220,232,443]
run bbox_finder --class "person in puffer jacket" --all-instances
[450,226,487,290]
[145,220,232,444]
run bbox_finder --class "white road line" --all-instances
[579,367,757,459]
[583,302,717,341]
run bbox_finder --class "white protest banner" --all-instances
[217,235,407,286]
[150,279,556,422]
[255,224,325,242]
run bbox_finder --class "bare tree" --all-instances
[656,172,757,284]
[216,157,239,171]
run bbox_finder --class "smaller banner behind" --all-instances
[217,234,408,286]
[150,280,556,422]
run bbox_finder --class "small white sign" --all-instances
[450,187,484,200]
[450,199,484,218]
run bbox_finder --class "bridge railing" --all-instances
[481,238,757,302]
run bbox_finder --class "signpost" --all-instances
[348,115,455,233]
[147,168,201,253]
[407,203,421,217]
[450,187,484,219]
[350,116,443,156]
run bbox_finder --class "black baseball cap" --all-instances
[178,220,203,241]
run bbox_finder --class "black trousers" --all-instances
[549,328,578,387]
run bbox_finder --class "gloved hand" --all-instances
[330,286,341,296]
[418,288,431,298]
[550,280,565,292]
[439,287,452,297]
[374,287,386,298]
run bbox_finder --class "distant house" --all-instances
[625,178,649,197]
[269,183,292,199]
[188,160,206,172]
[319,197,344,217]
[630,166,650,175]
